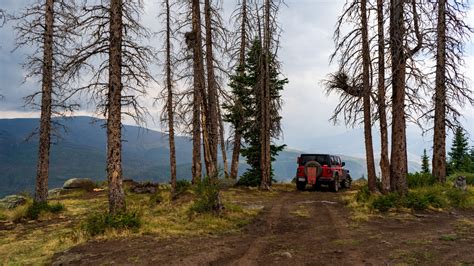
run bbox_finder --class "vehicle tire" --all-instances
[314,182,322,191]
[343,175,352,189]
[296,181,306,191]
[332,176,339,192]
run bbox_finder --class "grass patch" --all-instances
[291,206,310,218]
[0,184,274,264]
[82,210,141,236]
[26,201,65,220]
[439,234,457,241]
[348,184,474,214]
[189,177,222,215]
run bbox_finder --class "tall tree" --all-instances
[421,149,430,174]
[204,0,219,177]
[360,0,377,192]
[431,0,473,183]
[389,0,422,194]
[14,0,78,203]
[376,0,390,193]
[229,0,250,179]
[225,39,286,187]
[64,0,154,213]
[448,127,470,171]
[325,0,377,192]
[161,0,177,195]
[188,0,206,182]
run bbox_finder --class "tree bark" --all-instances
[34,0,54,203]
[260,0,271,189]
[192,0,203,184]
[230,0,247,179]
[204,0,218,177]
[432,0,447,183]
[165,0,177,194]
[377,0,390,193]
[217,100,229,177]
[389,0,408,194]
[360,0,377,192]
[107,0,126,213]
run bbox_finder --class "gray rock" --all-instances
[0,195,27,209]
[48,188,66,197]
[63,178,96,191]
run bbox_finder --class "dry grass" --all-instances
[0,186,275,264]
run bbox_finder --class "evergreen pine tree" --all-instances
[223,39,287,186]
[421,149,430,174]
[448,127,470,172]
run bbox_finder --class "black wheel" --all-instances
[343,175,352,189]
[314,182,322,191]
[296,181,306,191]
[332,176,339,192]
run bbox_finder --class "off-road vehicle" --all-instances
[295,154,351,192]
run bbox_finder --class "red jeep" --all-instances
[296,154,351,192]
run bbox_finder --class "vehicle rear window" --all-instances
[299,155,331,166]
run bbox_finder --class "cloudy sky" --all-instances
[1,0,473,153]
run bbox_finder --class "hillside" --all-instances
[0,117,419,197]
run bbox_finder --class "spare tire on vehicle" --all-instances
[304,161,322,177]
[304,161,322,185]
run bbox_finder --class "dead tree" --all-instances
[430,0,473,183]
[389,0,422,194]
[326,0,377,192]
[204,0,219,177]
[376,0,390,193]
[13,0,78,203]
[160,0,177,195]
[64,0,155,213]
[259,0,272,190]
[228,0,251,179]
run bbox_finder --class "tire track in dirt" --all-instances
[228,193,290,265]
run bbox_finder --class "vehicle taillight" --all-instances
[297,167,304,177]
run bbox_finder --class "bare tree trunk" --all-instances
[34,0,54,203]
[260,0,271,189]
[191,0,207,182]
[389,0,408,194]
[432,0,447,183]
[377,0,390,193]
[165,0,177,194]
[360,0,377,192]
[107,0,126,213]
[230,0,248,179]
[217,100,229,177]
[204,0,218,177]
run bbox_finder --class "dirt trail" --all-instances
[52,189,474,265]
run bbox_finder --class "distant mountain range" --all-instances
[0,116,420,197]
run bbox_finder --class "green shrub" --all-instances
[404,189,446,210]
[446,188,470,208]
[26,201,65,220]
[371,193,400,212]
[175,179,192,195]
[355,185,371,203]
[448,172,474,185]
[236,172,261,187]
[189,177,222,214]
[82,211,141,236]
[407,172,436,188]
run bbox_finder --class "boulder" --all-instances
[63,178,96,191]
[48,188,66,197]
[0,195,27,209]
